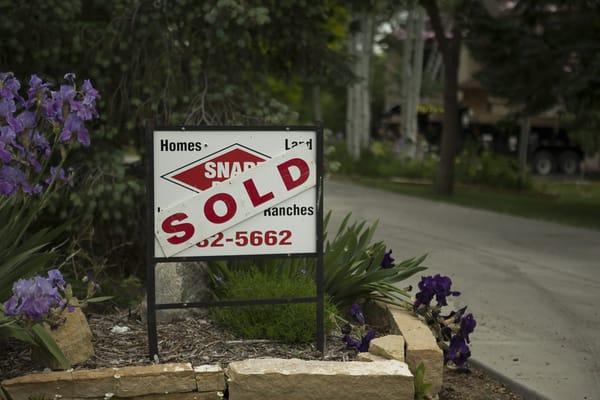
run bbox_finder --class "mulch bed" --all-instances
[0,310,522,400]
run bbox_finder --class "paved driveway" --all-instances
[325,180,600,400]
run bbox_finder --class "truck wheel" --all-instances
[558,150,580,175]
[532,150,556,176]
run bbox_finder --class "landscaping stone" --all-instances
[356,352,387,362]
[1,363,200,400]
[46,393,223,400]
[116,363,197,397]
[1,370,74,400]
[70,368,118,396]
[30,306,94,370]
[368,335,406,361]
[387,306,444,396]
[152,262,211,324]
[227,358,414,400]
[194,365,226,392]
[115,392,224,400]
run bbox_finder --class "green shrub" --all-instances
[210,269,337,343]
[322,213,427,307]
[208,213,427,309]
[330,139,531,190]
[456,151,531,189]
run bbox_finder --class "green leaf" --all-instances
[30,324,71,369]
[83,296,113,304]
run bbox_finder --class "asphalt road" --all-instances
[325,179,600,400]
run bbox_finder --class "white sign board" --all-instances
[152,128,319,258]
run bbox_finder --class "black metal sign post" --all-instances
[145,126,325,359]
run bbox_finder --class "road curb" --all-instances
[470,358,553,400]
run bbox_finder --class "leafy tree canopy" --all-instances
[467,0,600,153]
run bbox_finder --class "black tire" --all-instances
[558,150,580,175]
[532,150,556,176]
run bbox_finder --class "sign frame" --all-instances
[145,125,325,358]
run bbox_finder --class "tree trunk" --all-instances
[410,7,426,158]
[312,85,322,122]
[421,0,461,195]
[401,4,416,156]
[346,10,373,160]
[518,116,530,186]
[435,36,460,195]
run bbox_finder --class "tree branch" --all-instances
[419,0,448,55]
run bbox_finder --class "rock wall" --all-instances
[1,363,225,400]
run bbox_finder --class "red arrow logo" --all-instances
[162,144,270,192]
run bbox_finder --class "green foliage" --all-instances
[563,110,600,155]
[210,268,337,343]
[414,362,433,400]
[39,149,146,287]
[0,0,354,287]
[329,141,438,179]
[329,140,530,189]
[467,1,600,130]
[456,151,531,190]
[323,213,427,307]
[208,213,427,308]
[0,198,63,301]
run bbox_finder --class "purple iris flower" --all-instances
[460,313,476,343]
[6,115,24,134]
[0,73,21,100]
[0,125,15,143]
[59,84,76,103]
[26,151,42,173]
[81,79,100,101]
[350,303,366,325]
[26,75,50,107]
[380,249,395,268]
[31,131,51,158]
[343,329,376,352]
[17,111,36,129]
[0,165,27,196]
[414,274,461,308]
[3,276,64,321]
[446,335,471,367]
[22,183,42,195]
[47,269,66,288]
[0,99,16,118]
[45,166,68,185]
[0,142,11,163]
[60,113,90,146]
[71,100,95,121]
[41,92,63,120]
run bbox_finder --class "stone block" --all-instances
[115,363,197,397]
[227,358,414,400]
[356,352,387,362]
[31,307,94,369]
[151,262,211,324]
[2,370,75,400]
[368,335,405,361]
[194,365,226,392]
[387,306,444,396]
[70,367,119,397]
[122,392,224,400]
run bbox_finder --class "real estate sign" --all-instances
[145,126,324,358]
[151,128,319,258]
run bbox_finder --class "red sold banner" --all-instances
[155,146,316,257]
